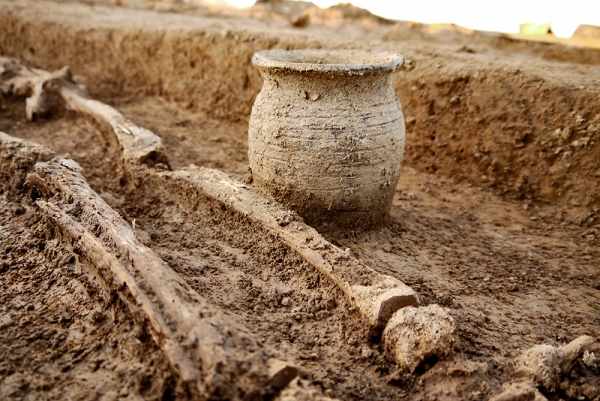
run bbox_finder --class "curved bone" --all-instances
[0,56,169,169]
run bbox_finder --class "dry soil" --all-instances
[1,1,600,400]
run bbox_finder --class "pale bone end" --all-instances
[351,276,419,329]
[515,344,560,391]
[558,335,595,373]
[382,304,456,372]
[22,65,72,121]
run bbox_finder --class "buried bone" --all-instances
[27,156,298,398]
[515,335,595,391]
[0,56,168,169]
[490,336,596,400]
[0,57,72,121]
[382,304,456,372]
[159,166,419,330]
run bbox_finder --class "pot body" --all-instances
[248,55,405,229]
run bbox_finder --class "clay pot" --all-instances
[248,49,405,229]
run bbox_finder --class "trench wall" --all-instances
[1,0,599,214]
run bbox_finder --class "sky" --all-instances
[222,0,600,38]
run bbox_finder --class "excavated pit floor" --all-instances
[2,90,600,400]
[1,1,600,400]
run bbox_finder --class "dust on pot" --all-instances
[248,49,406,230]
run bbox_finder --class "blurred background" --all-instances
[213,0,600,38]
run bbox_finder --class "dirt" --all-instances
[0,186,186,401]
[1,0,600,400]
[132,178,407,400]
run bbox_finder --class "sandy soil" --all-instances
[0,206,185,400]
[1,1,600,400]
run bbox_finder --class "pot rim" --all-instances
[252,49,404,74]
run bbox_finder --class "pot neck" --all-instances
[257,67,397,86]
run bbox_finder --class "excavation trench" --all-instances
[2,58,599,400]
[1,0,599,215]
[1,2,600,400]
[0,58,427,399]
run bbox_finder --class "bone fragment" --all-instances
[25,66,71,121]
[0,56,168,169]
[153,165,419,329]
[515,344,560,391]
[0,56,49,96]
[558,335,594,373]
[382,305,456,372]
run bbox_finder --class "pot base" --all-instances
[252,175,393,231]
